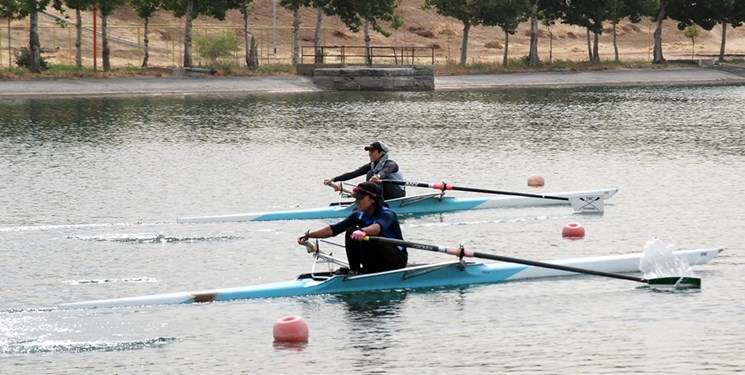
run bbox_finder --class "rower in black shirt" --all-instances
[297,182,408,275]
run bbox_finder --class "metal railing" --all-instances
[301,45,435,65]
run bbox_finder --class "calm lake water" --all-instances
[1,86,744,374]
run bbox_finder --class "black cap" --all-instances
[351,182,382,200]
[364,141,389,153]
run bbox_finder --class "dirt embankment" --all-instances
[1,0,744,68]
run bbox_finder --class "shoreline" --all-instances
[1,67,744,100]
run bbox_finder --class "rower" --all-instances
[324,141,406,200]
[297,182,408,275]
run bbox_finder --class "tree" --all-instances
[98,0,127,71]
[1,0,26,68]
[527,0,539,65]
[280,0,302,65]
[480,0,530,66]
[18,0,51,72]
[324,0,401,65]
[563,0,608,63]
[683,24,697,59]
[424,0,483,65]
[130,0,161,67]
[538,0,563,63]
[606,0,653,62]
[238,0,254,68]
[163,0,240,68]
[52,0,94,68]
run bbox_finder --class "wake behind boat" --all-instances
[59,245,720,310]
[176,188,619,224]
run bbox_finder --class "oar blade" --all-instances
[568,195,605,213]
[647,276,701,290]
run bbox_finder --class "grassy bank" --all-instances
[0,63,295,80]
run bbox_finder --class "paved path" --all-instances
[436,68,745,90]
[1,68,743,100]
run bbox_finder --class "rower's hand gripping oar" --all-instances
[383,180,605,213]
[363,236,701,290]
[324,180,352,195]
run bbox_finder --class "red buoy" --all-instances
[273,316,309,343]
[561,223,585,239]
[527,176,545,187]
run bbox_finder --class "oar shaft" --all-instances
[384,180,568,201]
[366,236,646,284]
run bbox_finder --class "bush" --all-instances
[15,48,49,71]
[194,32,240,66]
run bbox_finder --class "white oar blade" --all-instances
[569,195,605,213]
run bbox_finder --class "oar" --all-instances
[364,236,701,289]
[383,179,605,213]
[324,180,352,195]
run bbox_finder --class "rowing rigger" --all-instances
[176,187,618,224]
[58,243,721,309]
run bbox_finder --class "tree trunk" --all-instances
[314,7,323,63]
[28,8,41,72]
[363,20,371,64]
[102,12,110,71]
[183,0,194,67]
[528,10,539,66]
[691,38,695,60]
[592,31,600,63]
[459,20,470,65]
[653,1,667,64]
[291,7,300,65]
[142,17,150,67]
[719,22,727,62]
[502,30,509,67]
[586,28,592,61]
[75,8,82,68]
[248,33,259,70]
[548,26,553,63]
[7,18,11,68]
[613,21,619,62]
[243,0,250,67]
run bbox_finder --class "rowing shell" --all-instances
[177,188,619,224]
[59,247,720,309]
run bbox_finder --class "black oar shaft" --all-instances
[366,236,646,284]
[384,180,568,201]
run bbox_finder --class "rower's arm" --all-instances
[332,164,370,182]
[306,226,333,239]
[359,223,382,236]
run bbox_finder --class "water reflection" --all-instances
[332,291,408,370]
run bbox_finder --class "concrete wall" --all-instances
[311,65,434,91]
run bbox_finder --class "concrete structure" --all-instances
[311,65,434,91]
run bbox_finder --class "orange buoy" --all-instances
[527,176,545,187]
[273,316,309,343]
[561,223,585,239]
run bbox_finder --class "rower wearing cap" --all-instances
[324,141,406,200]
[297,182,407,275]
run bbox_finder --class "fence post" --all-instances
[431,46,434,65]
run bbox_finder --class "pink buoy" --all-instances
[527,176,545,187]
[562,223,585,239]
[273,316,309,343]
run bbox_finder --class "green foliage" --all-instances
[130,0,161,18]
[0,0,27,19]
[324,0,401,36]
[163,0,240,21]
[424,0,482,26]
[480,0,532,34]
[194,32,240,65]
[15,47,48,70]
[683,24,699,39]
